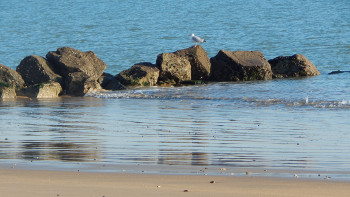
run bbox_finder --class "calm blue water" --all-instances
[1,0,350,179]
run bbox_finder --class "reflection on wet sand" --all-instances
[1,95,350,177]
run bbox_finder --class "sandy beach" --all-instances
[1,168,349,197]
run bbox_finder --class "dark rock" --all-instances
[268,54,320,78]
[0,64,25,89]
[210,50,272,81]
[16,55,62,86]
[98,73,126,90]
[116,62,159,86]
[65,72,101,96]
[0,86,16,99]
[156,53,191,84]
[46,47,106,81]
[16,82,62,98]
[174,45,211,80]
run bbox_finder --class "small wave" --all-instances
[87,91,160,99]
[86,89,350,110]
[252,98,350,109]
[229,97,350,109]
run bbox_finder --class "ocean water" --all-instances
[1,0,350,179]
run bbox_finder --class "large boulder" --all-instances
[0,86,16,99]
[116,62,159,86]
[174,45,211,80]
[46,47,107,80]
[46,47,106,96]
[98,73,126,90]
[0,64,25,89]
[16,82,62,98]
[16,55,62,86]
[268,54,320,78]
[156,53,191,84]
[210,50,272,81]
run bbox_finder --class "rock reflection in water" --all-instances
[158,151,209,166]
[20,141,100,162]
[1,92,350,174]
[1,97,105,163]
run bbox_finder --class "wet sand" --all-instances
[1,168,350,197]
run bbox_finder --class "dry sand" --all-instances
[1,168,349,197]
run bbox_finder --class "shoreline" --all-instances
[1,168,350,197]
[3,161,350,181]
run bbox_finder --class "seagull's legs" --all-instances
[195,42,197,47]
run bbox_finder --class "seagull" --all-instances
[190,33,206,47]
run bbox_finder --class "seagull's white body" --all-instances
[190,33,206,47]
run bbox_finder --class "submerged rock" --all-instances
[174,45,211,80]
[0,64,25,89]
[116,62,159,86]
[1,46,325,98]
[210,50,272,81]
[156,53,191,84]
[17,81,62,98]
[268,54,320,78]
[328,70,350,75]
[16,55,62,86]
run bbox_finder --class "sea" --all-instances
[1,0,350,180]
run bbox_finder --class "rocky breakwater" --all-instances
[116,45,211,87]
[0,46,321,99]
[0,47,107,99]
[209,51,320,81]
